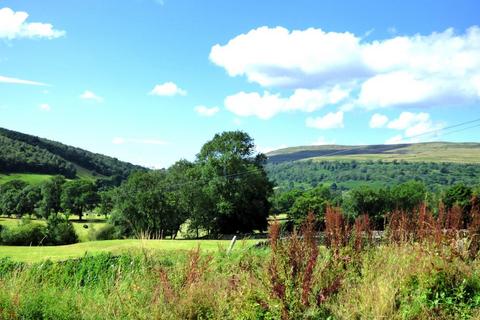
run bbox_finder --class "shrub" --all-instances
[45,215,78,245]
[87,223,119,241]
[0,222,47,246]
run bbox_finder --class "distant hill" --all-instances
[267,142,480,164]
[0,127,144,182]
[265,142,480,191]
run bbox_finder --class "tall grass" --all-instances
[0,202,479,319]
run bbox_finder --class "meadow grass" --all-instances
[0,173,53,185]
[0,239,258,263]
[0,215,107,243]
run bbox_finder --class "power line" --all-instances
[161,117,480,192]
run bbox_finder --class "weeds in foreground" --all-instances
[0,203,480,319]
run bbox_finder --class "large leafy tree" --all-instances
[0,180,27,217]
[16,185,42,217]
[196,131,273,234]
[38,175,66,218]
[111,170,177,238]
[288,185,332,225]
[390,180,427,212]
[164,160,198,238]
[61,180,99,221]
[343,185,391,229]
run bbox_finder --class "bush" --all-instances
[87,223,119,241]
[0,222,47,246]
[45,215,78,245]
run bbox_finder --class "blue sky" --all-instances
[1,0,479,168]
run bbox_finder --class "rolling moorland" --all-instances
[266,142,480,191]
[0,129,480,319]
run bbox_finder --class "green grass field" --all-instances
[0,173,54,185]
[0,215,107,242]
[0,239,258,263]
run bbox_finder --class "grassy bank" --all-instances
[0,239,256,263]
[0,241,479,319]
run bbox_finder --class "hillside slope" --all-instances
[266,142,480,191]
[0,127,144,181]
[267,142,480,164]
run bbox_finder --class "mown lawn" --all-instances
[0,239,258,263]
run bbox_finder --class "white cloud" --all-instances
[149,82,187,96]
[387,112,430,130]
[383,111,443,142]
[369,113,389,128]
[195,105,220,117]
[211,26,480,110]
[112,137,167,145]
[80,90,103,102]
[224,86,349,119]
[306,111,344,129]
[311,136,335,145]
[210,26,364,88]
[0,75,48,86]
[385,134,404,144]
[39,103,51,111]
[0,7,65,40]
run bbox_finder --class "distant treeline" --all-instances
[0,127,144,179]
[266,159,480,191]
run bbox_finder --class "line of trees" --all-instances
[0,176,100,220]
[109,131,273,238]
[272,180,480,230]
[2,130,479,240]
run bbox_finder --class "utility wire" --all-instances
[161,117,480,192]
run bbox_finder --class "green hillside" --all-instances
[266,142,480,191]
[0,127,144,183]
[267,142,480,164]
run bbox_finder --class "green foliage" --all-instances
[112,170,181,238]
[443,183,473,211]
[87,223,118,241]
[110,131,273,238]
[38,175,65,218]
[267,159,480,191]
[61,180,99,220]
[343,185,390,228]
[391,180,427,212]
[0,220,47,246]
[288,185,332,224]
[0,179,27,216]
[45,215,78,245]
[0,127,143,180]
[195,131,273,234]
[399,264,480,319]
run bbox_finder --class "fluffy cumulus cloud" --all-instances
[306,111,344,129]
[369,113,389,128]
[0,75,48,86]
[112,137,167,145]
[211,25,480,116]
[80,90,103,102]
[150,82,187,97]
[381,111,443,144]
[0,7,65,39]
[195,105,220,117]
[224,86,349,119]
